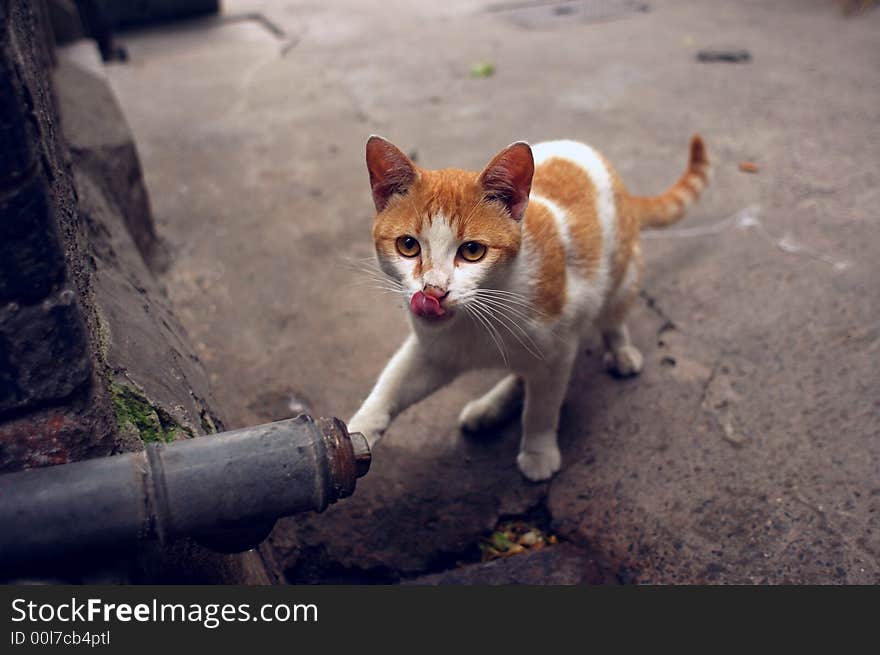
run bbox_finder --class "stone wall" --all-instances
[0,0,119,471]
[0,0,273,583]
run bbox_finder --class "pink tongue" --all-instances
[410,291,446,318]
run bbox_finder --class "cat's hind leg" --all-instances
[602,323,643,377]
[459,374,523,433]
[598,247,643,378]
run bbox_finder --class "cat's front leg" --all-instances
[348,334,457,448]
[516,344,577,481]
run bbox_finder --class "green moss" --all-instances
[110,383,192,443]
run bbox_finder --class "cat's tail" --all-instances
[629,135,710,230]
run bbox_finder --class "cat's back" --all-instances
[526,140,622,286]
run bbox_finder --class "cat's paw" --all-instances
[603,345,643,378]
[347,409,390,449]
[459,398,506,433]
[517,446,561,482]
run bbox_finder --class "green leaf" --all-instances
[470,61,495,78]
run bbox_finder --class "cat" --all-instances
[348,134,709,481]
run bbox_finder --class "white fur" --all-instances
[421,214,457,291]
[350,141,637,481]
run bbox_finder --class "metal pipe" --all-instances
[0,415,370,570]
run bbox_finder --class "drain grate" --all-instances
[488,0,649,29]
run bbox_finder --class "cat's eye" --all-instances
[396,235,421,258]
[458,242,487,262]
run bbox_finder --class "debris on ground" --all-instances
[479,521,558,562]
[696,49,751,63]
[839,0,876,16]
[739,161,759,173]
[470,61,496,77]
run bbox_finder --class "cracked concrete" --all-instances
[104,0,879,583]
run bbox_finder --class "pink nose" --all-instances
[410,290,447,318]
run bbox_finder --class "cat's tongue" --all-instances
[410,291,446,319]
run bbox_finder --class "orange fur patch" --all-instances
[531,158,602,278]
[522,201,566,318]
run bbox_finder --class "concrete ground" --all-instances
[105,0,879,583]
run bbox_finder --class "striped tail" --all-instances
[629,135,710,230]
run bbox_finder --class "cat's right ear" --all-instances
[478,141,534,222]
[366,136,418,213]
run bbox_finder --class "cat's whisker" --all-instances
[474,303,540,350]
[468,289,565,345]
[350,275,406,293]
[469,298,544,360]
[471,287,531,299]
[463,288,531,302]
[360,285,408,298]
[473,292,542,312]
[471,295,536,324]
[352,277,404,292]
[470,297,541,339]
[342,254,384,269]
[473,288,543,311]
[465,303,509,367]
[350,270,390,285]
[349,265,396,278]
[348,264,406,290]
[472,288,530,298]
[348,261,391,275]
[475,307,516,362]
[477,304,543,362]
[436,288,553,356]
[468,288,549,321]
[464,305,504,365]
[357,273,404,287]
[365,284,406,293]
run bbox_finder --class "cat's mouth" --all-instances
[410,291,452,322]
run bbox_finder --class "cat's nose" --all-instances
[423,285,448,300]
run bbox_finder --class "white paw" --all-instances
[458,399,502,432]
[517,446,561,482]
[347,410,390,449]
[603,345,643,377]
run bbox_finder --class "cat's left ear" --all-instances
[366,135,418,213]
[478,142,534,221]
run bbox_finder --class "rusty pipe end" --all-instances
[319,417,371,502]
[348,431,371,478]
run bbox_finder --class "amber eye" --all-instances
[396,235,421,258]
[458,242,487,262]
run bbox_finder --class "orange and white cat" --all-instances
[349,134,709,481]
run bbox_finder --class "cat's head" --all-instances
[366,136,534,326]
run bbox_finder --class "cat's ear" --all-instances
[366,135,418,212]
[478,142,534,221]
